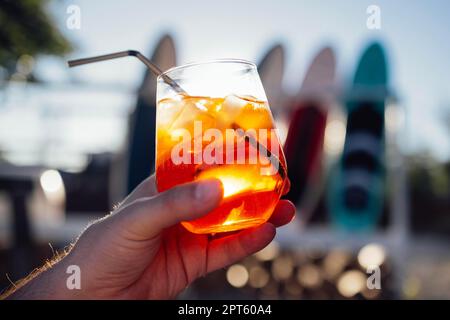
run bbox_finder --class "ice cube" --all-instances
[235,101,273,130]
[157,98,184,128]
[169,100,216,135]
[218,95,249,128]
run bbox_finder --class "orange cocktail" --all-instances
[156,60,287,234]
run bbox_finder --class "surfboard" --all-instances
[257,43,285,120]
[327,42,388,230]
[283,47,336,215]
[126,34,177,193]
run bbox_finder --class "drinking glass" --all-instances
[156,59,288,234]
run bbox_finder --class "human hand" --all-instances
[9,175,294,299]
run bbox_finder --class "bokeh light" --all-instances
[226,264,249,288]
[248,266,270,289]
[40,169,64,193]
[385,103,404,134]
[337,270,366,298]
[297,263,323,289]
[322,249,351,280]
[272,255,294,281]
[324,117,346,156]
[357,243,386,269]
[254,241,280,261]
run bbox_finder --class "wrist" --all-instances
[6,252,86,300]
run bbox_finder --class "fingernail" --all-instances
[195,179,223,201]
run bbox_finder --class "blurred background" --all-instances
[0,0,449,299]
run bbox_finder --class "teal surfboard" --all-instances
[327,42,389,231]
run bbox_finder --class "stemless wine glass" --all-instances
[156,59,288,234]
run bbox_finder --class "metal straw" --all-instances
[68,50,185,94]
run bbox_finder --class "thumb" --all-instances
[122,179,223,239]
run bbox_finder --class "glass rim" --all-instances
[158,58,256,81]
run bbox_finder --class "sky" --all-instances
[35,0,450,161]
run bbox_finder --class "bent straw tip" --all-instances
[127,50,140,56]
